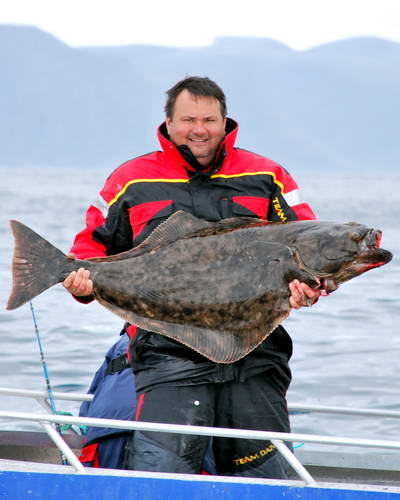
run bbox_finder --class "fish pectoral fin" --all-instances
[251,240,293,258]
[248,240,296,283]
[252,241,318,288]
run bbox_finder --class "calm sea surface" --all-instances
[0,165,399,453]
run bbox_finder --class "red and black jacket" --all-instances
[71,118,316,392]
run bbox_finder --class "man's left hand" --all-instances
[288,280,321,309]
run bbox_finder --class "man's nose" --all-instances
[192,121,207,135]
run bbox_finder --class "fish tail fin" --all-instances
[6,220,70,310]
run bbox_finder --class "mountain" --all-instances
[1,24,399,172]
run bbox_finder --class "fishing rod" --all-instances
[29,301,69,466]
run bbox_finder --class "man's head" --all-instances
[165,76,227,167]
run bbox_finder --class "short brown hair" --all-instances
[165,76,227,118]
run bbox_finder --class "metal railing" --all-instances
[2,387,400,486]
[3,388,400,419]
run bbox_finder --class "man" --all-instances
[64,76,320,478]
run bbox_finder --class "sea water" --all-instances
[0,165,399,453]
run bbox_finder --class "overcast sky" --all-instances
[1,0,399,50]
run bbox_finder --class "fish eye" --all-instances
[349,231,362,242]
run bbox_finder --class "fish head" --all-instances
[293,222,393,293]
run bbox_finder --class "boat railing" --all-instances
[0,387,92,414]
[1,387,400,486]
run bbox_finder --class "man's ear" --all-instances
[166,117,172,134]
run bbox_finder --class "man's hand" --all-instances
[288,280,321,309]
[62,253,93,297]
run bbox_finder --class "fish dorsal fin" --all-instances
[87,211,266,263]
[87,211,213,263]
[140,210,214,246]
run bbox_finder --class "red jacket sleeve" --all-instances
[70,203,108,259]
[69,191,113,304]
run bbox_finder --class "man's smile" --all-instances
[165,90,227,166]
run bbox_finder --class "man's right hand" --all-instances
[62,253,93,296]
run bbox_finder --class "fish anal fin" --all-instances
[95,294,283,363]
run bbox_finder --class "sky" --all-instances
[1,0,399,50]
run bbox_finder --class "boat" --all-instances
[1,387,400,499]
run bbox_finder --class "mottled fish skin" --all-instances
[7,212,393,363]
[91,233,302,362]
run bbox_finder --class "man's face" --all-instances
[166,89,227,167]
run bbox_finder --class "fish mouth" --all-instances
[319,228,392,293]
[356,229,392,266]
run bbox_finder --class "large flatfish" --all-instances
[6,211,392,363]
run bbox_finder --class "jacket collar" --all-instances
[157,118,238,173]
